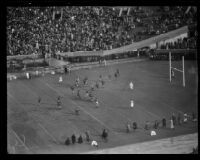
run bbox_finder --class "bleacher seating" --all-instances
[7,6,197,56]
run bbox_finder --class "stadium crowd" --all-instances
[7,6,197,56]
[160,37,197,49]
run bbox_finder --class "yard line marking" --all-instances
[38,123,59,144]
[39,79,118,135]
[8,92,59,147]
[9,128,31,153]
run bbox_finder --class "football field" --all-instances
[7,60,198,154]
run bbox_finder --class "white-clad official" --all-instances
[26,72,30,79]
[130,100,134,108]
[129,81,134,90]
[59,76,63,83]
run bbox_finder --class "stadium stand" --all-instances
[7,6,197,57]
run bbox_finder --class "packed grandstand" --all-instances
[7,6,197,57]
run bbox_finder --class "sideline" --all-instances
[83,133,198,154]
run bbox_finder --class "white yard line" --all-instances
[38,123,59,144]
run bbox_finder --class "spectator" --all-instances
[170,119,175,130]
[71,133,76,144]
[162,118,166,128]
[172,113,176,126]
[85,130,90,142]
[65,137,71,145]
[177,113,182,125]
[154,120,159,129]
[78,135,83,144]
[102,129,108,142]
[126,122,131,133]
[7,7,196,57]
[132,122,137,131]
[144,121,150,130]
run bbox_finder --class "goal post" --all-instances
[169,52,185,87]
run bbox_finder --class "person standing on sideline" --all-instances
[183,113,188,123]
[78,135,83,144]
[71,134,76,144]
[132,122,137,131]
[172,113,176,126]
[65,137,71,145]
[126,122,131,133]
[85,130,90,142]
[170,119,175,130]
[162,118,166,128]
[154,120,159,129]
[177,112,182,125]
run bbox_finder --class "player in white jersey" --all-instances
[26,72,30,79]
[59,76,63,83]
[130,100,134,108]
[95,98,99,108]
[129,81,134,90]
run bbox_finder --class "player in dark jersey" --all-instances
[70,85,75,94]
[38,96,41,104]
[57,96,62,109]
[83,77,88,86]
[116,69,120,76]
[77,89,81,99]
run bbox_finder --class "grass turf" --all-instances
[7,60,198,154]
